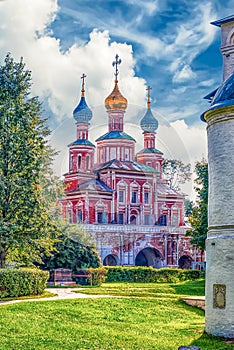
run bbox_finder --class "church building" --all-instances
[60,55,202,268]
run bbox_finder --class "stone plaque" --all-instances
[213,284,226,309]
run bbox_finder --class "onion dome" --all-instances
[105,54,128,111]
[140,86,158,132]
[105,81,128,111]
[73,73,92,123]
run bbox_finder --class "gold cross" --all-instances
[147,86,152,109]
[81,73,86,97]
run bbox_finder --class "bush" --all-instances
[73,268,107,286]
[0,268,49,298]
[104,266,204,283]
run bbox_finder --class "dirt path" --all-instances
[0,288,118,306]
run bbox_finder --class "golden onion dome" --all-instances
[105,80,128,111]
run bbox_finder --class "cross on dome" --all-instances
[147,86,152,109]
[112,54,122,82]
[81,73,86,97]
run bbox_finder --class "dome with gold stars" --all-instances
[105,81,128,111]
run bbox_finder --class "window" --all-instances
[97,212,108,224]
[159,215,167,226]
[144,214,150,225]
[131,191,137,203]
[86,155,90,170]
[78,155,82,169]
[118,213,124,224]
[119,190,124,203]
[77,209,83,223]
[144,192,149,204]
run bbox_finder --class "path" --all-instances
[0,288,118,306]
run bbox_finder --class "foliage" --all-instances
[0,268,49,298]
[187,160,208,251]
[0,53,57,268]
[42,222,101,271]
[0,280,231,349]
[184,198,193,216]
[73,268,107,286]
[104,266,204,283]
[162,159,191,190]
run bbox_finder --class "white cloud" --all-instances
[173,64,197,83]
[0,0,146,128]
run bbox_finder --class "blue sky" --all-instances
[0,0,233,197]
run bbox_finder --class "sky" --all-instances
[0,0,233,199]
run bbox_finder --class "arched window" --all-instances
[66,201,73,224]
[77,155,82,169]
[86,155,90,170]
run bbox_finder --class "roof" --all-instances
[73,96,92,123]
[157,182,183,196]
[211,15,234,27]
[203,87,219,101]
[95,130,136,142]
[95,159,158,173]
[140,108,158,132]
[137,147,163,155]
[68,139,95,147]
[71,178,113,193]
[201,71,234,121]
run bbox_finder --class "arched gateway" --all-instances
[135,247,163,268]
[103,254,118,266]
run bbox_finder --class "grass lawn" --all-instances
[0,279,233,350]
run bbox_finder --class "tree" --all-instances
[184,199,193,217]
[162,159,191,190]
[42,222,101,271]
[0,53,56,268]
[186,160,208,251]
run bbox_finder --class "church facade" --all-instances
[60,56,202,268]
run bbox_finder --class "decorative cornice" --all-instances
[203,105,234,126]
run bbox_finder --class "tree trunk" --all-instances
[0,246,6,268]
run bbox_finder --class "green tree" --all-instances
[0,53,56,268]
[162,159,191,190]
[184,199,193,217]
[186,160,208,251]
[42,222,101,271]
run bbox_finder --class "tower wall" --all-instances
[220,22,234,81]
[204,106,234,338]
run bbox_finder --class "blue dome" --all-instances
[73,96,92,123]
[201,72,234,121]
[140,108,158,132]
[211,72,234,107]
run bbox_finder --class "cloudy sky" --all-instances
[0,0,233,198]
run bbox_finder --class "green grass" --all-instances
[75,279,205,298]
[0,279,233,350]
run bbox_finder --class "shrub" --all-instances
[73,268,107,286]
[0,268,49,298]
[104,266,204,283]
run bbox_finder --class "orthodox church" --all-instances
[60,55,202,268]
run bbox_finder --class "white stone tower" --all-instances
[202,15,234,338]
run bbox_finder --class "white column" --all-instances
[204,106,234,338]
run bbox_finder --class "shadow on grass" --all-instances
[191,332,234,350]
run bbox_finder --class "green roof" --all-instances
[137,147,163,155]
[96,131,135,142]
[68,139,95,147]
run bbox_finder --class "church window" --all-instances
[97,212,108,224]
[77,209,83,223]
[131,191,137,203]
[230,32,234,44]
[118,213,124,224]
[86,155,90,170]
[130,215,137,225]
[78,155,82,169]
[119,190,124,202]
[144,214,151,225]
[69,156,73,171]
[159,214,167,226]
[144,192,149,204]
